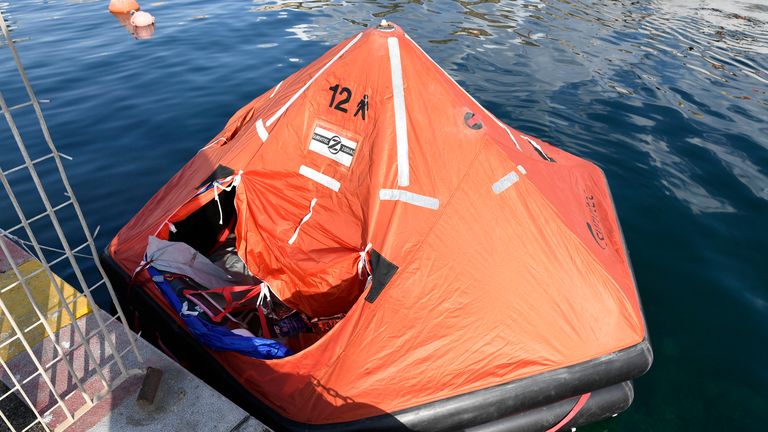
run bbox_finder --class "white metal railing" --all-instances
[0,9,143,432]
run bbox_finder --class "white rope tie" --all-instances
[213,183,223,224]
[132,258,147,277]
[257,282,272,307]
[134,259,144,274]
[213,170,243,225]
[357,242,372,279]
[288,198,317,245]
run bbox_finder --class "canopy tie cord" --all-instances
[256,281,274,338]
[544,393,591,432]
[129,257,155,286]
[213,170,244,225]
[357,242,372,279]
[256,281,271,307]
[287,198,317,245]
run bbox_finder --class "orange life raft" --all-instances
[103,21,652,431]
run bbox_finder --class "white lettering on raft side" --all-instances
[308,125,358,167]
[517,164,527,175]
[256,119,269,141]
[379,189,439,210]
[266,33,363,127]
[299,165,341,192]
[492,171,520,194]
[387,36,410,187]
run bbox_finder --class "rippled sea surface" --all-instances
[1,0,766,430]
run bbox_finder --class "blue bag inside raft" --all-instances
[147,266,291,359]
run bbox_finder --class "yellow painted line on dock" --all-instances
[0,254,91,362]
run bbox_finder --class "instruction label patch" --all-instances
[308,126,357,167]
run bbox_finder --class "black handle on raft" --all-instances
[464,112,483,130]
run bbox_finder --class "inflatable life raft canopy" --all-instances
[104,22,652,431]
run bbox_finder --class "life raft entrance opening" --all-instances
[150,174,360,358]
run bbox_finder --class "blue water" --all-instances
[1,1,766,430]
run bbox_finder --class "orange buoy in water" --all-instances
[109,0,140,14]
[130,10,155,27]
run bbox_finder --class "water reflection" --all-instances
[251,0,767,215]
[111,12,155,39]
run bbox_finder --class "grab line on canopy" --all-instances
[510,133,521,151]
[523,136,553,162]
[198,136,227,152]
[269,81,283,98]
[266,32,363,127]
[288,198,318,245]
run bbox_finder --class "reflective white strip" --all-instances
[517,164,527,175]
[379,189,439,209]
[288,198,318,245]
[492,171,519,194]
[269,81,282,98]
[298,165,340,192]
[524,136,552,161]
[404,33,522,152]
[256,119,269,141]
[388,37,410,187]
[267,33,363,127]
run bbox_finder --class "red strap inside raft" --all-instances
[258,306,271,339]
